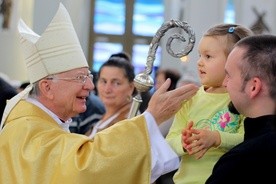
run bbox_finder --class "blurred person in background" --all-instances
[0,77,17,121]
[176,71,201,88]
[87,52,136,138]
[154,68,181,92]
[17,81,30,93]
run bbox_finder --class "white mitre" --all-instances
[0,3,88,130]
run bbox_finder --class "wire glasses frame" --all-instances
[46,74,94,84]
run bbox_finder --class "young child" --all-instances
[165,24,253,184]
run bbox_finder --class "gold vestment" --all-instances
[0,100,151,184]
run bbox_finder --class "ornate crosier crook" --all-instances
[128,19,196,118]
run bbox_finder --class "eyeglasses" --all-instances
[46,74,93,84]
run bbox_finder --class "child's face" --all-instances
[197,36,228,88]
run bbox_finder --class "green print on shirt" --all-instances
[196,109,240,132]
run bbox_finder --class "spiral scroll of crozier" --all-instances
[128,19,195,118]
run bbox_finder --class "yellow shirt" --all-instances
[0,100,151,184]
[166,86,244,184]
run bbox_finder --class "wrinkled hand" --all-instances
[147,79,198,125]
[182,122,221,159]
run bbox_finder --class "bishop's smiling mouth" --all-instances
[77,96,88,100]
[199,70,206,74]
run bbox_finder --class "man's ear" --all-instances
[249,77,262,98]
[39,80,54,99]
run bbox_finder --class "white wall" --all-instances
[0,0,34,83]
[234,0,276,33]
[0,0,90,84]
[161,0,227,82]
[33,0,91,61]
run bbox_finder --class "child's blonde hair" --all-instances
[204,24,254,56]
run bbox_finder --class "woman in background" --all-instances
[88,52,136,138]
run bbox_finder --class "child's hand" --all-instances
[181,121,194,152]
[184,128,221,159]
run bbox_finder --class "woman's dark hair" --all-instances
[98,52,136,95]
[109,52,131,61]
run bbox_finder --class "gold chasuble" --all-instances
[0,100,151,184]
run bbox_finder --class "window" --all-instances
[224,0,235,23]
[93,42,123,71]
[133,0,164,36]
[89,0,164,76]
[94,0,125,35]
[132,44,161,74]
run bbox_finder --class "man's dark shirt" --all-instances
[206,115,276,184]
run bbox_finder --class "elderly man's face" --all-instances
[47,67,94,120]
